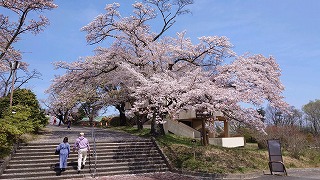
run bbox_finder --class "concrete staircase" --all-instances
[0,139,169,180]
[164,118,201,139]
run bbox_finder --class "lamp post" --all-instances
[191,139,197,159]
[89,107,97,177]
[9,61,20,109]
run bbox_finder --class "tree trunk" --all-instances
[158,124,165,136]
[136,113,146,130]
[201,118,208,146]
[116,102,126,126]
[313,119,318,135]
[150,110,165,136]
[150,111,157,136]
[89,112,94,126]
[63,111,69,124]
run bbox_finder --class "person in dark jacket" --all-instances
[67,119,71,130]
[56,137,70,172]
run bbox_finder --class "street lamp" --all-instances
[88,106,97,177]
[9,61,20,108]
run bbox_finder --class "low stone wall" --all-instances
[141,119,201,138]
[165,118,201,138]
[0,142,21,176]
[209,137,245,148]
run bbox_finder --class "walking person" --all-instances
[53,117,56,125]
[56,137,70,173]
[67,119,71,130]
[73,132,90,174]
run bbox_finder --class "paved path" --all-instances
[31,124,146,143]
[251,169,320,180]
[33,124,320,180]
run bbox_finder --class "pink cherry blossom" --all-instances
[49,1,289,133]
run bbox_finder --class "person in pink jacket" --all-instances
[73,132,90,173]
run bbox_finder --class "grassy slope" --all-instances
[112,126,320,174]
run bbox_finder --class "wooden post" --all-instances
[201,119,208,146]
[224,120,229,137]
[212,118,215,138]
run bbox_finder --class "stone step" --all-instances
[16,146,157,153]
[0,137,169,180]
[6,156,165,169]
[24,140,153,147]
[4,160,167,173]
[8,153,162,165]
[0,165,169,179]
[11,150,160,160]
[13,150,158,158]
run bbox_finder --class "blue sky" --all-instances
[10,0,320,110]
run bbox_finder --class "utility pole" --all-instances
[9,61,20,108]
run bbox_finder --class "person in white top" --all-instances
[73,132,90,173]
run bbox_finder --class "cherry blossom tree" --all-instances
[51,0,204,127]
[46,66,110,125]
[42,92,74,126]
[120,53,288,137]
[0,0,57,97]
[51,0,289,138]
[0,0,57,62]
